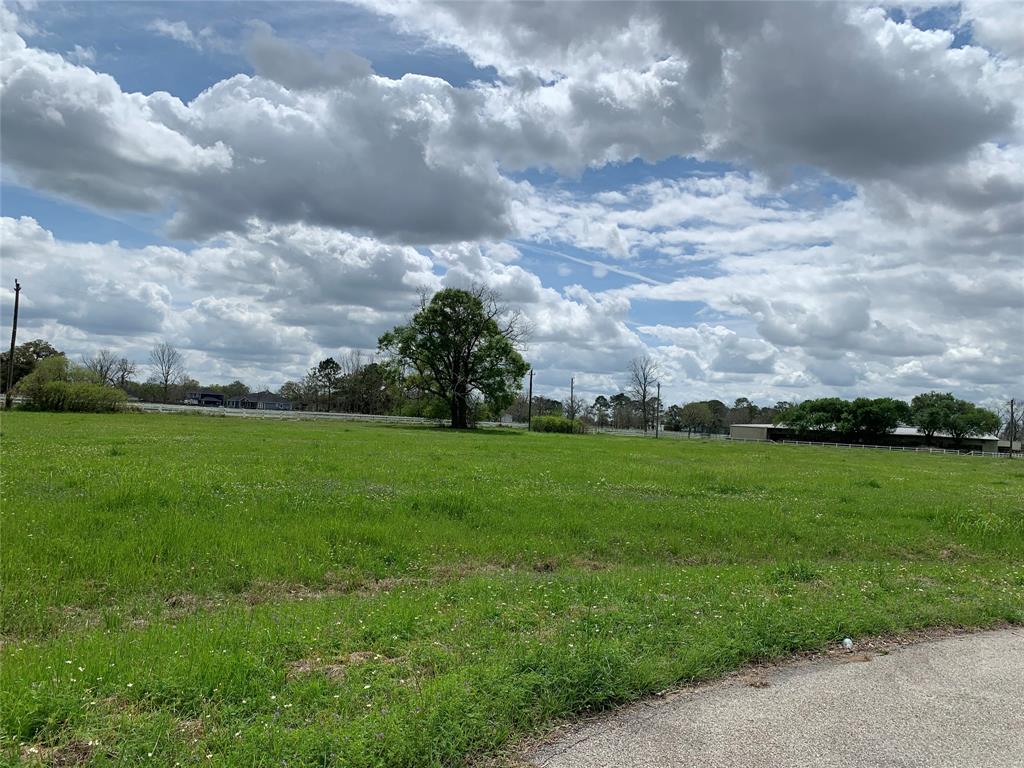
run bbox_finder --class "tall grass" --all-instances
[1,413,1021,766]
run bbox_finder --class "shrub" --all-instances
[530,415,585,434]
[34,381,128,413]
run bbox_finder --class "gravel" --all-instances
[527,628,1024,768]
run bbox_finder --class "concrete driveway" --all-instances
[527,628,1024,768]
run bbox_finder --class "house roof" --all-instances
[230,390,289,403]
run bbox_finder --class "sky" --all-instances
[1,0,1021,407]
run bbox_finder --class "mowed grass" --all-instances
[2,412,1022,766]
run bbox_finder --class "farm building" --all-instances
[184,391,225,407]
[729,423,999,453]
[225,391,293,411]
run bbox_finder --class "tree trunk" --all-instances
[451,395,469,429]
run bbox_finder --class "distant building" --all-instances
[225,391,293,411]
[729,423,999,454]
[184,391,225,407]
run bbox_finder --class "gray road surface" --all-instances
[528,628,1024,768]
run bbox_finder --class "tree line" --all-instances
[1,287,1015,442]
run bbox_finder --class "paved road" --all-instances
[528,628,1024,768]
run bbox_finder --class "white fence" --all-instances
[135,402,525,429]
[592,425,1018,458]
[13,400,1015,458]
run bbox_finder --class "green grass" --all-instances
[2,412,1022,766]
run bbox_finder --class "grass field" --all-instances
[2,412,1022,766]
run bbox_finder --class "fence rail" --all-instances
[9,400,1016,458]
[134,402,525,429]
[592,426,1019,458]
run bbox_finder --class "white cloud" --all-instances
[961,0,1024,58]
[146,18,201,49]
[1,3,1022,406]
[1,22,515,242]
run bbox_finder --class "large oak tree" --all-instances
[379,287,529,429]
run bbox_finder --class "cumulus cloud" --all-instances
[0,217,642,394]
[1,21,515,242]
[1,2,1021,404]
[5,3,1021,243]
[961,0,1024,58]
[374,0,1020,185]
[0,23,232,210]
[0,216,178,337]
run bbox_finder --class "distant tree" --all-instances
[839,397,911,440]
[628,356,659,432]
[339,350,365,377]
[0,339,62,393]
[113,357,138,389]
[704,399,730,433]
[609,392,633,429]
[663,404,684,431]
[341,361,395,414]
[83,349,119,386]
[501,393,529,423]
[148,342,187,403]
[564,393,586,422]
[218,380,250,398]
[131,382,165,403]
[680,402,713,436]
[532,395,563,417]
[591,395,611,427]
[279,380,303,403]
[996,399,1023,443]
[730,397,763,424]
[379,287,529,429]
[315,358,343,411]
[778,398,848,432]
[910,392,958,444]
[946,401,1001,446]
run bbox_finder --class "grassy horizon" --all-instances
[2,412,1022,766]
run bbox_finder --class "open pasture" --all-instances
[2,413,1022,766]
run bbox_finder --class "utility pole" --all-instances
[5,280,21,410]
[655,381,660,438]
[1010,398,1016,458]
[527,369,533,431]
[570,377,574,421]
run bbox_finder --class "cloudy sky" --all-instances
[1,1,1021,406]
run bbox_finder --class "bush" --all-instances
[530,415,585,434]
[33,381,128,413]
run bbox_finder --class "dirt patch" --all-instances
[287,650,404,681]
[165,593,199,609]
[738,671,770,688]
[176,717,205,740]
[569,558,610,571]
[842,652,874,663]
[20,740,97,766]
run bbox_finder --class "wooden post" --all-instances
[655,381,660,438]
[527,369,533,431]
[1010,398,1016,458]
[5,280,21,409]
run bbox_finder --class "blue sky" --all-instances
[1,0,1021,406]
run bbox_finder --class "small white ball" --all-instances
[842,637,854,650]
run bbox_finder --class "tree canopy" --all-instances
[379,287,529,429]
[1,339,62,393]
